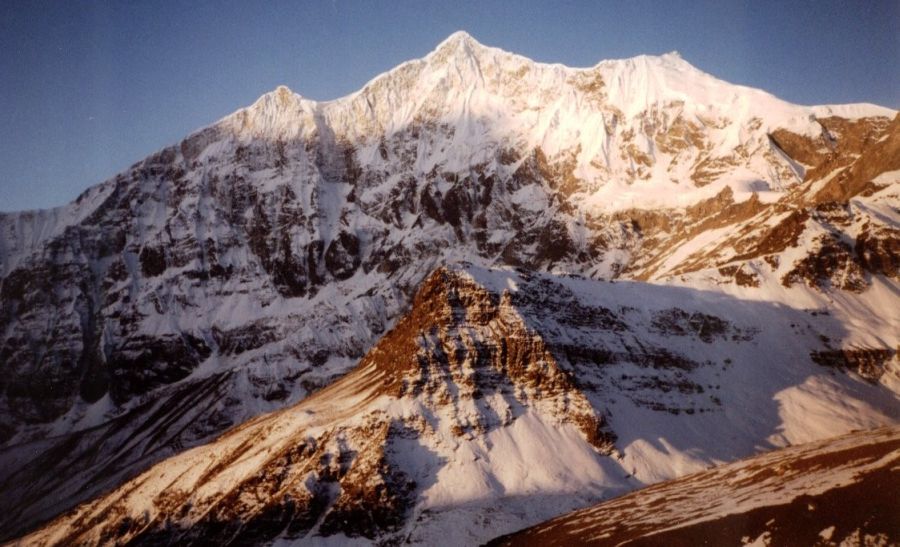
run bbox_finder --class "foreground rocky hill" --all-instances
[14,266,899,545]
[489,426,900,546]
[0,32,898,540]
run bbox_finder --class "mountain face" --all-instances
[16,267,900,545]
[489,426,900,546]
[0,31,898,541]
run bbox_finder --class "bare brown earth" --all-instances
[487,427,900,547]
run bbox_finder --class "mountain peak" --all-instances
[436,30,480,49]
[429,30,489,61]
[222,83,313,139]
[656,50,698,71]
[273,83,295,96]
[265,84,303,105]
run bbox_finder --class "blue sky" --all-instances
[1,0,898,212]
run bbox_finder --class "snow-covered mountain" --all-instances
[1,31,898,541]
[489,425,900,546]
[15,267,900,545]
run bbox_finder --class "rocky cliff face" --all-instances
[1,32,899,541]
[16,266,900,545]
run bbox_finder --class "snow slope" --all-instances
[489,426,900,546]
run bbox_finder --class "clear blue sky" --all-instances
[1,0,898,212]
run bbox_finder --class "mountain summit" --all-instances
[431,30,485,55]
[1,32,898,543]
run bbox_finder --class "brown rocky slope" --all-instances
[488,426,900,547]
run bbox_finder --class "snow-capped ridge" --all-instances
[219,83,318,140]
[4,31,896,259]
[242,84,311,115]
[812,103,898,120]
[200,32,895,156]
